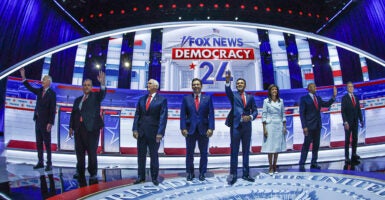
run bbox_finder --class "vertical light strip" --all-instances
[72,43,88,85]
[328,44,343,85]
[297,37,314,87]
[269,31,291,89]
[41,54,52,78]
[360,55,369,82]
[105,36,123,88]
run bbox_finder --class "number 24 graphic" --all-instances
[199,61,233,84]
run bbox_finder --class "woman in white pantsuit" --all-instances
[261,84,287,175]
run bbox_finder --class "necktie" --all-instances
[195,95,199,111]
[241,93,246,108]
[79,95,88,122]
[146,95,152,111]
[351,94,356,107]
[313,95,319,110]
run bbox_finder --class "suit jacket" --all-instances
[299,93,334,131]
[180,94,215,135]
[341,93,363,127]
[225,85,258,128]
[23,81,56,128]
[70,87,106,133]
[132,93,168,137]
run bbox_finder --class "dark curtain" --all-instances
[118,33,135,89]
[284,33,302,88]
[148,29,163,85]
[337,47,363,84]
[258,29,274,90]
[308,39,333,86]
[0,0,85,133]
[50,47,77,84]
[321,0,385,80]
[83,38,109,87]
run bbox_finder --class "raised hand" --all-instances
[97,71,106,86]
[225,70,231,83]
[20,68,26,80]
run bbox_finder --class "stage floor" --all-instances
[1,138,385,199]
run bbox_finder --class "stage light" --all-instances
[79,18,84,22]
[225,3,230,8]
[121,9,125,14]
[326,17,329,21]
[316,14,320,18]
[308,13,312,17]
[172,4,176,9]
[89,14,94,18]
[187,3,191,8]
[254,6,258,11]
[124,62,130,68]
[178,16,182,20]
[288,10,293,14]
[299,11,303,16]
[207,16,210,20]
[159,4,163,9]
[214,4,218,9]
[277,8,282,12]
[133,7,138,12]
[145,6,150,11]
[235,17,238,21]
[96,64,100,69]
[240,5,245,9]
[109,10,114,15]
[199,3,204,8]
[266,7,271,12]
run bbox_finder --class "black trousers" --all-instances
[35,124,52,166]
[75,123,100,176]
[137,135,160,180]
[230,124,251,176]
[299,129,321,166]
[345,124,359,159]
[185,130,209,174]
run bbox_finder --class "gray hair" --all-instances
[149,79,159,89]
[43,75,52,83]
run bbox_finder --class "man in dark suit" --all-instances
[133,79,168,186]
[341,82,363,164]
[299,83,337,171]
[20,68,56,171]
[180,78,215,181]
[69,71,106,185]
[225,71,258,185]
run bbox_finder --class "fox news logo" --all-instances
[173,36,254,60]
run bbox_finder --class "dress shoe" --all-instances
[33,163,44,169]
[299,165,306,172]
[345,158,351,164]
[310,164,321,170]
[242,175,255,182]
[134,178,145,184]
[352,159,361,165]
[199,174,205,181]
[45,165,52,171]
[152,179,159,186]
[352,154,361,160]
[228,177,237,185]
[186,173,195,181]
[273,166,278,174]
[73,172,79,179]
[89,175,98,185]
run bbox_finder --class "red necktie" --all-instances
[313,95,319,110]
[146,95,152,111]
[195,95,199,111]
[42,90,46,97]
[80,95,88,122]
[241,93,246,108]
[351,94,356,107]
